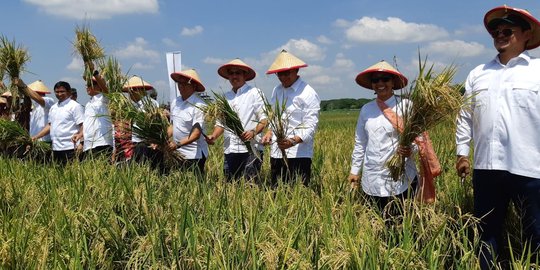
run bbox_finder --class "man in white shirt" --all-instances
[206,59,268,181]
[32,81,84,164]
[455,6,540,268]
[261,50,321,186]
[16,79,55,142]
[169,69,209,175]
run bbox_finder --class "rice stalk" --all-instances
[126,98,184,167]
[73,25,105,82]
[259,89,290,167]
[97,56,127,93]
[205,91,253,154]
[0,119,51,157]
[386,55,464,180]
[0,35,30,100]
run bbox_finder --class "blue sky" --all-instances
[1,0,539,105]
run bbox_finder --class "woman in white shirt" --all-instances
[348,61,418,213]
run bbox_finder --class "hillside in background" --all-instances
[320,98,372,111]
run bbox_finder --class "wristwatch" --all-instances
[176,141,183,149]
[288,138,298,146]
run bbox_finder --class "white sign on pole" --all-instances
[166,51,182,104]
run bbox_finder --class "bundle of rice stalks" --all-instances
[98,56,127,93]
[386,56,464,180]
[126,99,184,167]
[259,89,291,167]
[73,25,105,81]
[0,36,30,99]
[0,119,51,157]
[108,91,134,121]
[206,91,254,154]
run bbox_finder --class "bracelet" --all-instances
[251,129,257,136]
[176,141,183,149]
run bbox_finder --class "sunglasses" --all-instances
[370,77,392,84]
[489,28,516,38]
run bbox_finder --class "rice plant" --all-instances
[0,119,50,157]
[259,89,291,167]
[0,35,30,100]
[73,25,105,82]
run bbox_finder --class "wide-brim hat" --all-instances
[484,5,540,50]
[123,75,154,92]
[266,49,308,74]
[0,97,6,104]
[28,80,51,94]
[1,91,12,97]
[355,60,408,90]
[218,58,256,81]
[170,69,205,92]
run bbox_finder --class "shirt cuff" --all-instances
[350,166,361,175]
[456,144,470,156]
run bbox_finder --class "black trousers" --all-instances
[52,149,77,165]
[270,157,312,186]
[224,151,263,181]
[132,142,164,172]
[473,169,540,270]
[83,145,113,160]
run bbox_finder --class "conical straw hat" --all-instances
[266,49,308,74]
[355,60,408,90]
[28,80,51,94]
[123,75,154,92]
[0,97,6,104]
[484,5,540,50]
[1,91,12,97]
[170,69,205,92]
[218,58,256,81]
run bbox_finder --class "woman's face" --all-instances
[370,72,394,100]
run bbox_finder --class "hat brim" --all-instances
[355,69,408,90]
[217,64,256,81]
[484,6,540,50]
[170,72,205,92]
[122,85,154,92]
[266,64,308,74]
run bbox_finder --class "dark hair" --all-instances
[54,81,72,92]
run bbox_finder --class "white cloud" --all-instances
[333,53,355,69]
[23,0,158,20]
[317,35,334,45]
[274,39,326,62]
[425,40,486,58]
[181,25,204,36]
[132,62,154,69]
[67,57,83,71]
[338,17,449,43]
[114,37,160,62]
[162,38,178,47]
[202,57,228,65]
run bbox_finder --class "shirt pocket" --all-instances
[511,82,539,109]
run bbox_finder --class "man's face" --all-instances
[276,69,299,88]
[86,81,101,96]
[178,80,196,97]
[490,23,531,54]
[227,68,246,91]
[128,89,144,102]
[54,86,71,102]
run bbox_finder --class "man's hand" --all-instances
[205,135,216,145]
[240,129,256,141]
[456,155,470,178]
[348,174,360,190]
[397,145,412,157]
[261,132,272,145]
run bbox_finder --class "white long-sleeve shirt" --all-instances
[218,84,267,154]
[30,97,55,142]
[269,78,320,159]
[350,97,418,197]
[456,52,540,179]
[48,99,84,151]
[170,93,209,159]
[83,93,113,151]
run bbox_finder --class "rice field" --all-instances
[0,111,536,269]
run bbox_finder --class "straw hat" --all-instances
[28,80,51,94]
[0,97,6,104]
[123,75,154,92]
[484,5,540,50]
[217,58,256,81]
[355,61,408,90]
[1,91,12,97]
[266,49,308,74]
[170,69,205,92]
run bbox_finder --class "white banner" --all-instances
[166,51,182,104]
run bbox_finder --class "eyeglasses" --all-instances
[370,77,392,84]
[489,28,516,38]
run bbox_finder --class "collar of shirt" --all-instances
[286,77,304,92]
[90,93,104,102]
[232,83,250,95]
[494,51,531,66]
[58,98,72,107]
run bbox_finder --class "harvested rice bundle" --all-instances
[126,99,184,167]
[0,119,51,157]
[260,90,291,167]
[0,36,30,99]
[386,56,463,181]
[73,25,105,81]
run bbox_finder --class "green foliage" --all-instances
[0,111,536,269]
[320,98,372,111]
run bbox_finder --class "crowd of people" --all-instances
[1,5,539,269]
